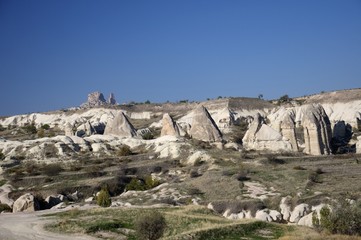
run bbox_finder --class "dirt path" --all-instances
[0,210,98,240]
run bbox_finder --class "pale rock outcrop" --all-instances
[302,104,332,155]
[13,193,40,213]
[161,113,181,137]
[189,106,222,142]
[289,203,311,223]
[210,108,235,133]
[186,151,213,165]
[104,112,137,137]
[281,113,299,152]
[76,121,95,137]
[64,122,74,136]
[357,136,361,154]
[297,212,314,227]
[108,93,116,105]
[255,209,273,222]
[242,114,293,152]
[0,184,14,208]
[279,196,292,221]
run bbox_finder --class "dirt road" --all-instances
[0,210,97,240]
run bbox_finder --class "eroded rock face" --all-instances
[64,122,74,137]
[189,106,222,142]
[13,193,40,213]
[281,113,299,152]
[104,112,137,137]
[81,91,107,107]
[161,113,180,137]
[289,203,311,223]
[302,104,332,155]
[242,114,293,152]
[76,121,95,137]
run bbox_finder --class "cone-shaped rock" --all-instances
[189,106,222,142]
[161,113,180,137]
[104,112,137,137]
[302,104,332,155]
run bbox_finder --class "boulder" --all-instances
[13,193,40,213]
[255,209,272,222]
[64,122,74,136]
[302,104,332,155]
[297,212,314,227]
[160,113,181,137]
[189,106,223,142]
[104,112,137,137]
[279,196,292,221]
[289,203,311,223]
[242,114,293,152]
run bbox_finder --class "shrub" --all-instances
[0,124,5,131]
[135,211,166,240]
[314,201,361,236]
[278,94,291,104]
[96,188,112,207]
[117,145,132,156]
[41,163,63,176]
[22,124,37,134]
[293,165,307,170]
[126,178,145,191]
[142,131,154,140]
[0,203,12,212]
[41,124,50,130]
[37,128,45,138]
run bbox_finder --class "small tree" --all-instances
[135,211,166,240]
[117,145,132,156]
[97,188,111,207]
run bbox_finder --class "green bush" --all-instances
[142,131,154,140]
[125,176,160,191]
[0,203,12,212]
[22,124,37,134]
[117,145,132,156]
[135,211,166,240]
[96,188,112,207]
[314,201,361,236]
[41,124,50,130]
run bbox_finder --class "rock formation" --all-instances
[281,113,299,152]
[104,112,137,137]
[161,113,180,137]
[302,104,332,155]
[189,106,223,142]
[64,122,74,136]
[357,136,361,154]
[13,193,40,213]
[82,91,107,107]
[242,113,293,152]
[76,121,95,137]
[108,93,116,105]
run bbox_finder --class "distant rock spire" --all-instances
[108,93,116,105]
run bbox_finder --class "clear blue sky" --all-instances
[0,0,360,116]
